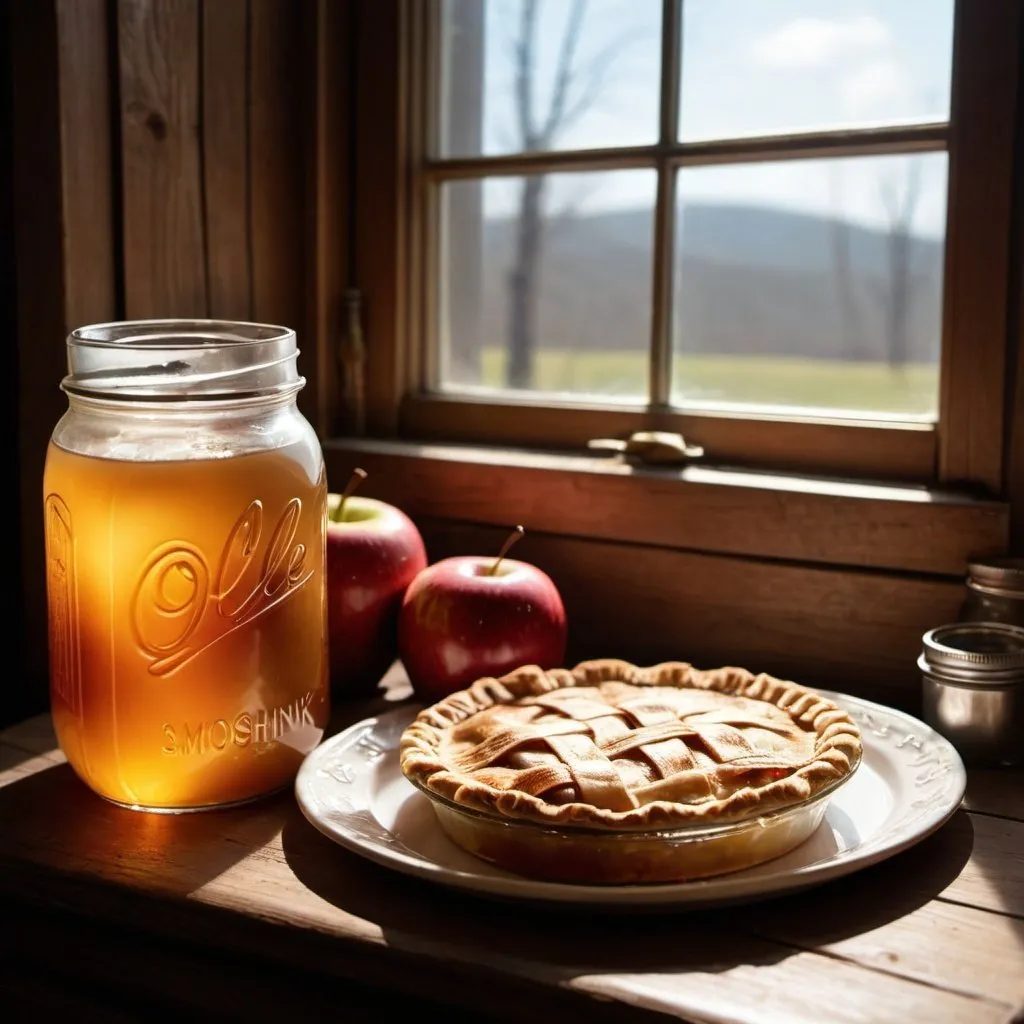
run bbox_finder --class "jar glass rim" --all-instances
[965,556,1024,597]
[63,318,302,401]
[69,318,294,350]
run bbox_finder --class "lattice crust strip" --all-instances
[401,659,863,831]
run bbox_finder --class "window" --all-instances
[349,0,1019,488]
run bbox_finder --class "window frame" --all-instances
[337,0,1020,490]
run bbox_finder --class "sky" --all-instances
[440,0,954,236]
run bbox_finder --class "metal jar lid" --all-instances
[965,557,1024,597]
[919,621,1024,686]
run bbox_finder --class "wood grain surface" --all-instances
[118,0,207,318]
[201,0,251,320]
[249,0,304,333]
[2,675,1022,1024]
[323,437,1008,576]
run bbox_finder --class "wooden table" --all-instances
[2,680,1023,1024]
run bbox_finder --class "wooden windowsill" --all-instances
[322,437,1009,577]
[3,668,1023,1022]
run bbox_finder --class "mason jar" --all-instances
[958,557,1024,628]
[43,320,329,811]
[919,621,1024,766]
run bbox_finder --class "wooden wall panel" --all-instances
[202,0,252,320]
[416,519,964,714]
[10,0,64,722]
[118,0,207,318]
[1005,5,1024,553]
[249,0,304,330]
[302,0,353,438]
[11,0,119,719]
[2,0,18,728]
[56,0,118,329]
[249,0,308,416]
[355,0,409,436]
[115,0,306,327]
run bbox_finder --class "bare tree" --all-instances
[828,165,867,361]
[875,160,924,370]
[505,0,630,389]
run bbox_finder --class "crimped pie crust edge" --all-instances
[399,659,863,831]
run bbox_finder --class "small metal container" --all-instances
[919,621,1024,766]
[959,557,1024,627]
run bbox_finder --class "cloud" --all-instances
[840,58,912,118]
[751,15,891,70]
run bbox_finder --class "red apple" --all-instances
[398,526,568,702]
[327,468,428,697]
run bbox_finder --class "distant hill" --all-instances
[445,202,945,366]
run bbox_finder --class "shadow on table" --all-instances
[280,801,974,979]
[0,684,398,907]
[743,808,978,943]
[0,743,56,774]
[0,715,66,774]
[956,806,1024,952]
[0,689,407,901]
[0,761,288,897]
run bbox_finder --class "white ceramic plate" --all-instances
[294,690,966,908]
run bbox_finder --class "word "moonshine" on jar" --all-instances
[161,690,317,756]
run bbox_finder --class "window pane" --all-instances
[438,0,662,158]
[672,152,948,420]
[438,170,657,400]
[679,1,954,142]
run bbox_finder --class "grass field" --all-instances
[477,349,939,418]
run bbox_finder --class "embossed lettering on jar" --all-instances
[43,320,329,811]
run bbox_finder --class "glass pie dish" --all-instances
[400,659,864,885]
[407,761,860,885]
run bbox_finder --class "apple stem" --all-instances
[337,467,368,518]
[489,525,525,575]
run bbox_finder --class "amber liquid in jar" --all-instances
[44,438,328,811]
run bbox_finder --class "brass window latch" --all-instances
[587,430,704,466]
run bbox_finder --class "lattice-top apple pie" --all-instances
[400,659,862,884]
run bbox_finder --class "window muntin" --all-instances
[427,0,955,424]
